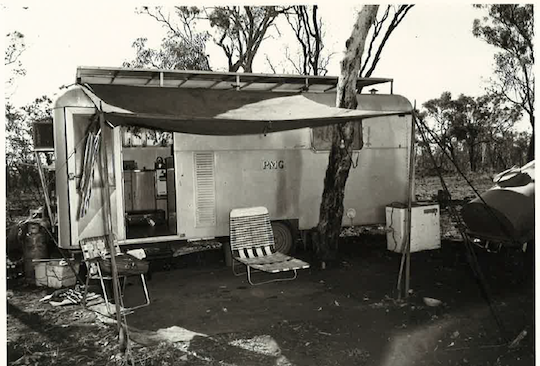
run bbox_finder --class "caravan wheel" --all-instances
[271,222,293,254]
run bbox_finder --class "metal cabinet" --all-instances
[385,203,441,253]
[124,170,157,212]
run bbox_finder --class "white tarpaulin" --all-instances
[80,84,410,135]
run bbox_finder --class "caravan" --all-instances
[52,67,413,253]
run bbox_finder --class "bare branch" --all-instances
[265,54,278,74]
[284,47,303,75]
[143,7,179,36]
[362,5,414,78]
[361,5,390,75]
[285,5,327,75]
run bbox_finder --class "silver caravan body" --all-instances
[53,67,413,249]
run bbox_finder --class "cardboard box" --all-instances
[34,260,80,289]
[34,262,49,286]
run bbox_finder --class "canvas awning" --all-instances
[80,83,411,136]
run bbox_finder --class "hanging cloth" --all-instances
[78,117,102,219]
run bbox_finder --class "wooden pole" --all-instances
[98,111,123,332]
[396,109,417,300]
[404,110,417,298]
[397,232,410,300]
[396,235,407,300]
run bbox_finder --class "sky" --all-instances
[1,3,532,132]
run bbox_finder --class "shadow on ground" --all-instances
[120,234,534,366]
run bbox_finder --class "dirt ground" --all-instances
[6,174,535,366]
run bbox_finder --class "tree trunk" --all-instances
[448,141,457,167]
[315,5,379,264]
[527,116,534,162]
[468,141,477,172]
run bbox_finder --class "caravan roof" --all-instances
[54,67,408,136]
[76,66,394,94]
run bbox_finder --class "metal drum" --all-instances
[23,222,49,282]
[461,161,535,246]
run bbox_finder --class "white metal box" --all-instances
[385,203,441,253]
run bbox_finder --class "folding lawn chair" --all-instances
[229,207,310,285]
[80,236,150,314]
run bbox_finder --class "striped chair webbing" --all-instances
[80,236,121,276]
[80,242,100,277]
[80,236,121,259]
[229,207,310,275]
[234,244,276,261]
[230,211,276,257]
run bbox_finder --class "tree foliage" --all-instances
[5,97,53,217]
[473,4,534,160]
[5,30,47,219]
[419,92,524,173]
[124,7,211,70]
[123,36,211,71]
[206,6,286,73]
[134,6,285,73]
[5,31,27,95]
[423,92,461,164]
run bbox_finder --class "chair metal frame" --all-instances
[80,236,150,314]
[231,254,299,285]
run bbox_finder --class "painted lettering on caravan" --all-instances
[262,160,285,170]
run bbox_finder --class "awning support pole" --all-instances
[404,106,416,298]
[397,107,416,300]
[98,110,123,332]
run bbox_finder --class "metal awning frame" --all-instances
[77,66,394,94]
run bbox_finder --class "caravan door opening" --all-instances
[120,127,177,240]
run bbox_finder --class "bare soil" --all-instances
[6,174,534,366]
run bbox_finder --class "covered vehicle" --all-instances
[52,67,413,252]
[461,160,535,247]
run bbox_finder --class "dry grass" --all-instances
[414,173,496,240]
[415,173,495,201]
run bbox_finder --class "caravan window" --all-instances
[311,122,363,151]
[121,126,173,148]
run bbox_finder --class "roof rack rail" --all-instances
[76,66,394,94]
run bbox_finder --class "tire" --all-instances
[271,221,294,254]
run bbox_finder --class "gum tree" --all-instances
[125,7,211,70]
[134,6,288,73]
[314,5,380,264]
[315,5,414,264]
[473,4,534,161]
